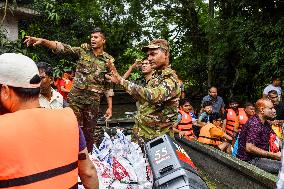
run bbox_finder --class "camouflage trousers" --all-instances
[68,88,104,152]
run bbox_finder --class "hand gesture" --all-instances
[105,60,122,84]
[23,36,43,47]
[80,43,91,50]
[132,59,142,69]
[104,108,112,120]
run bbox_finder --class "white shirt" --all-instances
[39,88,63,109]
[263,84,282,101]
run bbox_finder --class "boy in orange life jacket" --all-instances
[173,99,197,140]
[198,112,233,154]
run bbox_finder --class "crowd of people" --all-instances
[173,79,284,179]
[0,25,283,188]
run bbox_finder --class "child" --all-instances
[198,112,233,154]
[174,99,198,140]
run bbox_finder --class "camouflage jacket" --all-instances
[121,67,181,140]
[54,42,114,98]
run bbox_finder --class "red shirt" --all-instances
[59,78,73,100]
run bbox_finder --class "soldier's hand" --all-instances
[132,59,142,69]
[106,59,117,72]
[81,43,91,50]
[24,36,43,47]
[105,60,122,84]
[104,108,112,120]
[105,72,122,84]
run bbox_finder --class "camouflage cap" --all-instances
[142,39,170,52]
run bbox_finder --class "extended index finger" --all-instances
[23,36,31,43]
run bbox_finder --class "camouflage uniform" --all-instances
[120,66,180,142]
[54,42,114,151]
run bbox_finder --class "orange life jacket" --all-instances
[198,123,222,146]
[226,108,248,136]
[177,110,194,138]
[0,107,79,188]
[238,109,248,132]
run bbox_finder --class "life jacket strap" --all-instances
[0,161,78,188]
[199,135,221,142]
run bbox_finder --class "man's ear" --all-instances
[50,77,54,84]
[1,85,11,100]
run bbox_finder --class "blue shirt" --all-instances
[202,95,225,113]
[79,127,87,151]
[198,112,211,123]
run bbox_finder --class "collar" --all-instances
[40,88,60,103]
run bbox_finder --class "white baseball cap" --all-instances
[0,53,40,88]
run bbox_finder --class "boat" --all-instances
[97,117,135,136]
[96,117,277,188]
[175,136,277,189]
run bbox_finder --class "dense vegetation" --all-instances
[0,0,283,104]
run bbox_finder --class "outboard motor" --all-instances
[145,135,208,189]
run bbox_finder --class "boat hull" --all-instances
[176,137,277,189]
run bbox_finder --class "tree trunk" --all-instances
[207,0,214,87]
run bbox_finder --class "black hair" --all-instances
[244,102,254,108]
[208,86,217,91]
[229,97,239,104]
[91,27,105,38]
[209,112,222,123]
[36,62,53,77]
[268,90,278,96]
[202,101,213,108]
[179,98,191,107]
[272,76,280,82]
[10,74,41,101]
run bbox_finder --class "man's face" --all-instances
[245,106,255,117]
[39,69,52,95]
[141,59,152,74]
[90,32,105,49]
[229,102,239,111]
[268,93,279,105]
[209,87,217,98]
[204,105,213,114]
[181,102,192,113]
[147,48,168,70]
[272,79,281,87]
[262,101,276,119]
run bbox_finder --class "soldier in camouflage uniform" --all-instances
[24,28,114,151]
[106,39,180,142]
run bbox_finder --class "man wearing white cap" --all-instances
[0,53,98,188]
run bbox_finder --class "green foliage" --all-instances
[1,0,283,104]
